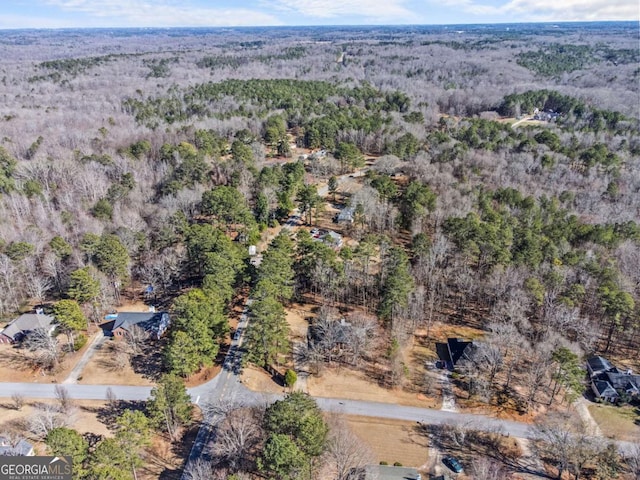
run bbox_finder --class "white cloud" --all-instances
[0,13,78,29]
[502,0,639,21]
[429,0,639,20]
[41,0,283,27]
[268,0,416,21]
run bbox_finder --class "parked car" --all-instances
[443,456,463,473]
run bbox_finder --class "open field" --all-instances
[346,415,430,469]
[308,367,440,408]
[587,403,640,442]
[0,399,112,441]
[78,339,157,386]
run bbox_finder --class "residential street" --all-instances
[0,206,636,472]
[1,378,637,457]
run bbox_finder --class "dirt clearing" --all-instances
[79,339,156,386]
[346,415,430,468]
[241,365,286,394]
[0,399,112,448]
[308,368,440,408]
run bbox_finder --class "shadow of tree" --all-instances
[414,422,553,479]
[91,399,147,430]
[130,338,167,382]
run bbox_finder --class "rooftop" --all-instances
[0,436,34,456]
[587,356,614,375]
[365,465,420,480]
[0,313,55,341]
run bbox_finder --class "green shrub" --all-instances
[284,369,297,388]
[73,334,87,351]
[380,461,388,465]
[92,198,113,220]
[393,462,403,467]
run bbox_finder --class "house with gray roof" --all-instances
[586,355,640,403]
[107,311,170,340]
[0,436,34,456]
[586,356,614,378]
[335,205,355,224]
[0,313,56,344]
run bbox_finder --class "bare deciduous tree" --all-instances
[323,415,374,480]
[471,456,509,480]
[54,385,74,414]
[23,328,60,372]
[125,324,149,355]
[105,387,117,407]
[626,442,640,480]
[531,412,601,480]
[28,402,71,439]
[210,407,262,472]
[11,393,25,411]
[109,341,130,371]
[183,458,214,480]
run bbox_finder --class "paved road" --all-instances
[3,378,636,456]
[1,382,153,401]
[181,210,304,477]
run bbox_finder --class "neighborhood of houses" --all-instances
[433,336,639,406]
[0,308,171,344]
[3,309,638,407]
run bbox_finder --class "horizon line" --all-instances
[0,20,638,32]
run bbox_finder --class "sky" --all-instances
[0,0,637,29]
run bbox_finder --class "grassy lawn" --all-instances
[587,403,640,442]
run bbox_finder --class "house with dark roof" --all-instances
[436,338,475,370]
[107,311,170,340]
[0,436,34,456]
[592,379,620,403]
[586,355,640,403]
[605,371,640,397]
[586,356,614,378]
[0,313,56,344]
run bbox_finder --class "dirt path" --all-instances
[440,372,457,412]
[62,330,106,384]
[573,397,602,436]
[515,438,546,479]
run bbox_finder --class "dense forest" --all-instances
[0,22,638,479]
